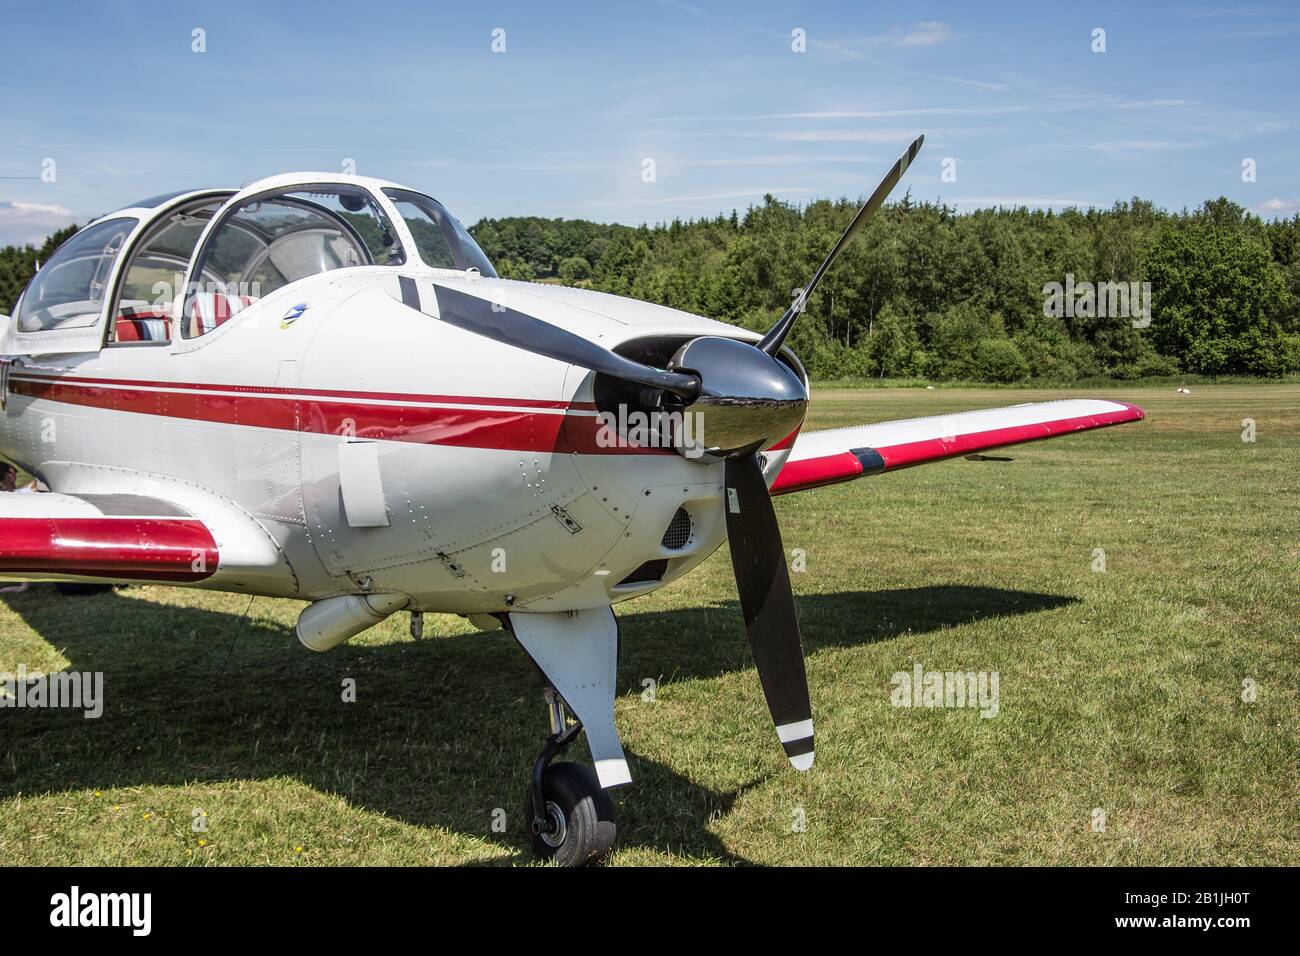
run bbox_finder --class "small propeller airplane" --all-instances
[0,136,1143,864]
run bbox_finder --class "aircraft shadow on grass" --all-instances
[0,583,1075,865]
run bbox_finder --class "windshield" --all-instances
[383,188,496,277]
[15,217,137,332]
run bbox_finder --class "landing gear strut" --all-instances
[508,608,628,865]
[524,687,616,866]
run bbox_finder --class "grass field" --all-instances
[1,384,1296,866]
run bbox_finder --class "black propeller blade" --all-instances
[758,134,924,356]
[398,279,700,400]
[723,452,814,771]
[388,138,926,775]
[710,140,923,769]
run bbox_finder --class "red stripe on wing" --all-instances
[876,402,1145,471]
[770,451,865,494]
[770,402,1145,496]
[0,517,219,582]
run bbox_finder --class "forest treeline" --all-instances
[0,223,77,324]
[4,196,1297,382]
[471,195,1300,381]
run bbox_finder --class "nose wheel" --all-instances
[525,688,616,866]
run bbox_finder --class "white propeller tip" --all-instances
[789,751,815,772]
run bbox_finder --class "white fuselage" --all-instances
[0,268,799,613]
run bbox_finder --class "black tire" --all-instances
[54,583,114,596]
[524,762,616,866]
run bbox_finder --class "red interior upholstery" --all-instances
[190,292,255,333]
[113,311,172,343]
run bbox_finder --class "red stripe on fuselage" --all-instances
[9,373,592,409]
[6,374,671,456]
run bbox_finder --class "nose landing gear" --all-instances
[508,607,629,865]
[525,688,616,866]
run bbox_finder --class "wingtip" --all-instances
[789,751,815,772]
[1091,399,1146,424]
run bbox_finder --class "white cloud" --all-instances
[758,129,920,144]
[683,153,870,167]
[952,197,1099,209]
[0,200,70,216]
[587,187,814,208]
[0,200,77,247]
[1088,139,1203,154]
[1114,99,1188,109]
[897,21,953,46]
[1254,197,1299,214]
[760,106,1024,120]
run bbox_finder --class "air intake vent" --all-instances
[618,559,668,587]
[661,507,692,550]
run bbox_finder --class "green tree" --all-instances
[865,304,918,378]
[972,338,1030,383]
[557,256,590,284]
[1144,225,1291,375]
[0,224,79,315]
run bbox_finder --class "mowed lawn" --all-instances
[1,384,1295,866]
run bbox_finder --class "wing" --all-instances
[0,491,219,583]
[771,398,1144,495]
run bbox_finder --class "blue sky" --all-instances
[1,0,1297,245]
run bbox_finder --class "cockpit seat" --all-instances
[113,308,172,342]
[190,291,257,336]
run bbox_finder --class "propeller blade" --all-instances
[399,279,700,400]
[758,134,924,356]
[723,452,814,771]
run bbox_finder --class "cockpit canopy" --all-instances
[181,178,496,336]
[13,216,136,333]
[6,173,497,349]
